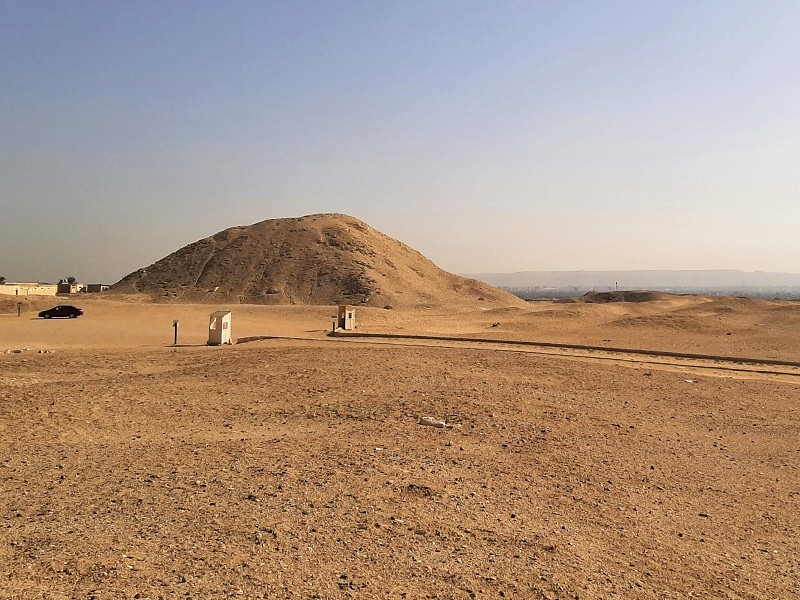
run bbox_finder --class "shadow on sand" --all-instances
[167,344,211,348]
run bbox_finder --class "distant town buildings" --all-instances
[0,282,59,296]
[86,284,111,293]
[57,282,85,294]
[0,281,110,297]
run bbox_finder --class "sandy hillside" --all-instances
[2,296,799,599]
[111,214,521,309]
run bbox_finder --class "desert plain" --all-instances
[1,294,799,599]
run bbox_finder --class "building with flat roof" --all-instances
[0,282,58,296]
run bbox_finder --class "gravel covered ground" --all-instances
[2,339,798,599]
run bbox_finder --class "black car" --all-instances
[38,305,84,319]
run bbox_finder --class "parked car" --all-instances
[38,305,83,319]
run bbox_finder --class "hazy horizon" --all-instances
[467,268,800,289]
[3,2,800,283]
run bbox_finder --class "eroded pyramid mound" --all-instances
[112,214,521,308]
[577,291,675,303]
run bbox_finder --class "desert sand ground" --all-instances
[1,295,799,599]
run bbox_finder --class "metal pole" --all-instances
[173,320,179,345]
[17,303,22,317]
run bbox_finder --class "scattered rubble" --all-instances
[418,416,451,429]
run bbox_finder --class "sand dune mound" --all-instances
[0,296,58,315]
[112,214,521,308]
[577,291,676,304]
[671,296,768,316]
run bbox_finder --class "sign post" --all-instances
[173,320,179,345]
[17,303,22,317]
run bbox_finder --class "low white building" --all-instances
[208,311,233,345]
[0,282,58,296]
[337,305,355,330]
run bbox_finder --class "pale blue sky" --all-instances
[2,1,799,283]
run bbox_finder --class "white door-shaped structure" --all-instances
[208,311,233,345]
[337,305,355,330]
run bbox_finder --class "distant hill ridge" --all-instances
[112,213,521,308]
[466,270,800,288]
